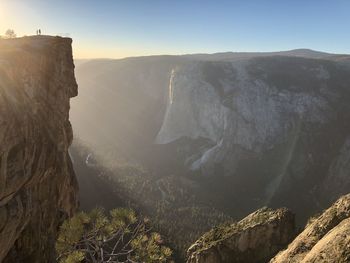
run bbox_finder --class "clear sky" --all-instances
[0,0,349,59]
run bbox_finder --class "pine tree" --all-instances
[56,208,173,263]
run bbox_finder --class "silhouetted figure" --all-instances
[39,29,41,35]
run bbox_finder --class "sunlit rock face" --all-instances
[158,59,339,162]
[0,36,78,262]
[187,207,295,263]
[157,59,333,152]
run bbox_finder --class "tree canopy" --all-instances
[56,208,173,263]
[4,29,16,38]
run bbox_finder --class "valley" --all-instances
[70,50,350,260]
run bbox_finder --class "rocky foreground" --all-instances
[0,36,78,262]
[271,193,350,263]
[187,207,295,263]
[188,194,350,263]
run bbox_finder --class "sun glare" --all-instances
[0,4,12,35]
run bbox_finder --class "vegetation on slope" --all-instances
[70,139,232,260]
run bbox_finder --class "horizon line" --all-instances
[74,48,350,60]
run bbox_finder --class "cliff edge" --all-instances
[0,36,78,262]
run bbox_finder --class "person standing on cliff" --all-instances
[39,29,41,35]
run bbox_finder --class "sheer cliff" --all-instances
[155,57,350,216]
[0,36,78,262]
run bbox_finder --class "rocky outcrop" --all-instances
[187,207,295,263]
[0,36,78,262]
[270,193,350,263]
[187,194,350,263]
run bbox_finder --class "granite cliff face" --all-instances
[0,36,78,262]
[187,207,295,263]
[156,58,350,208]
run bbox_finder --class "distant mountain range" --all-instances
[75,48,350,64]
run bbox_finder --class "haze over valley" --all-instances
[1,1,350,262]
[70,49,350,259]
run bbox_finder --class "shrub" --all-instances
[4,29,16,38]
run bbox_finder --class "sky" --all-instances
[0,0,349,59]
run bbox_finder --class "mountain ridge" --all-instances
[74,48,350,63]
